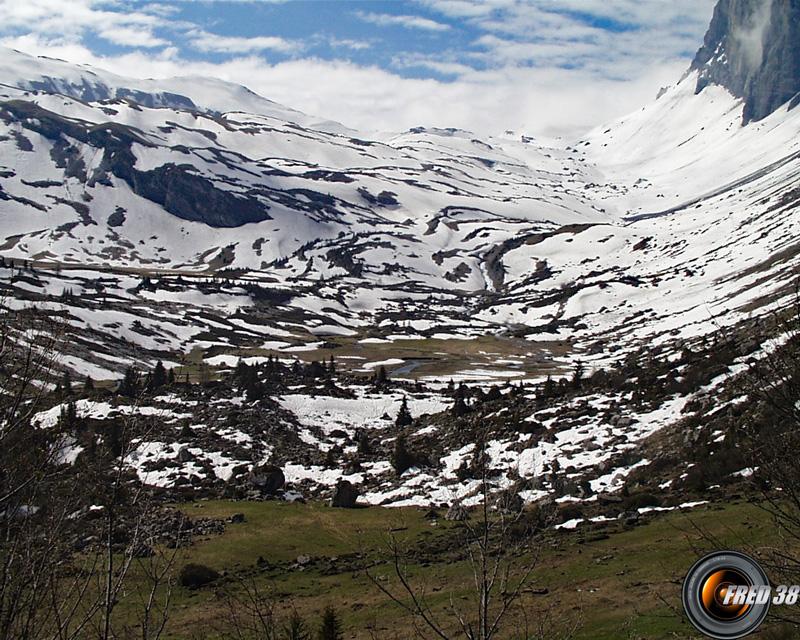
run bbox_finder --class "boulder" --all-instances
[329,480,359,508]
[445,503,470,521]
[495,491,524,514]
[248,464,285,494]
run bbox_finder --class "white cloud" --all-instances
[97,26,169,48]
[328,37,373,51]
[188,29,302,54]
[0,0,168,47]
[0,0,721,138]
[0,34,691,139]
[392,53,475,76]
[419,0,716,81]
[355,11,451,32]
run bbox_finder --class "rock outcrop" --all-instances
[692,0,800,123]
[329,480,359,508]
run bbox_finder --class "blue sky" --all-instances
[0,0,717,137]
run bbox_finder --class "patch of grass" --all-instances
[112,499,791,639]
[209,334,572,381]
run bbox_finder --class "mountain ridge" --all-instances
[0,1,799,380]
[692,0,800,123]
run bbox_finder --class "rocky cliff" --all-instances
[692,0,800,123]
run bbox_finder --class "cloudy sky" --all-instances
[0,0,717,138]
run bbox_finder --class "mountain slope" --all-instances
[0,24,799,375]
[1,2,800,513]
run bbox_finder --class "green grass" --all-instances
[105,498,795,639]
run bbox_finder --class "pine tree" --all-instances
[284,610,310,640]
[118,367,139,397]
[149,360,168,390]
[572,360,585,390]
[451,395,469,417]
[543,375,555,398]
[327,355,336,376]
[291,360,302,377]
[395,396,413,427]
[59,401,77,429]
[356,431,371,456]
[242,365,264,401]
[324,447,337,469]
[62,370,72,396]
[105,421,124,458]
[317,606,343,640]
[167,368,176,385]
[392,435,415,476]
[235,359,248,382]
[374,365,387,386]
[486,385,502,401]
[83,375,95,393]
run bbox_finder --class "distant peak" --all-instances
[691,0,800,123]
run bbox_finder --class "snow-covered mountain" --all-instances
[0,0,798,379]
[2,0,799,508]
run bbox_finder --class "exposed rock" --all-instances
[248,464,285,494]
[329,479,359,508]
[692,0,800,123]
[179,563,220,589]
[445,503,470,521]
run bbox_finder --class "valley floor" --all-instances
[122,498,784,640]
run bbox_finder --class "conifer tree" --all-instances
[149,360,168,390]
[118,367,139,397]
[356,431,371,456]
[374,365,387,386]
[572,360,585,390]
[451,395,469,417]
[486,385,502,401]
[62,370,72,396]
[59,401,77,429]
[395,396,413,427]
[284,610,310,640]
[317,606,343,640]
[543,375,555,398]
[392,435,415,476]
[242,365,264,401]
[83,375,95,393]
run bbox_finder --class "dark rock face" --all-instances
[248,464,285,494]
[0,100,271,228]
[122,162,270,227]
[691,0,800,123]
[28,78,198,112]
[329,479,359,508]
